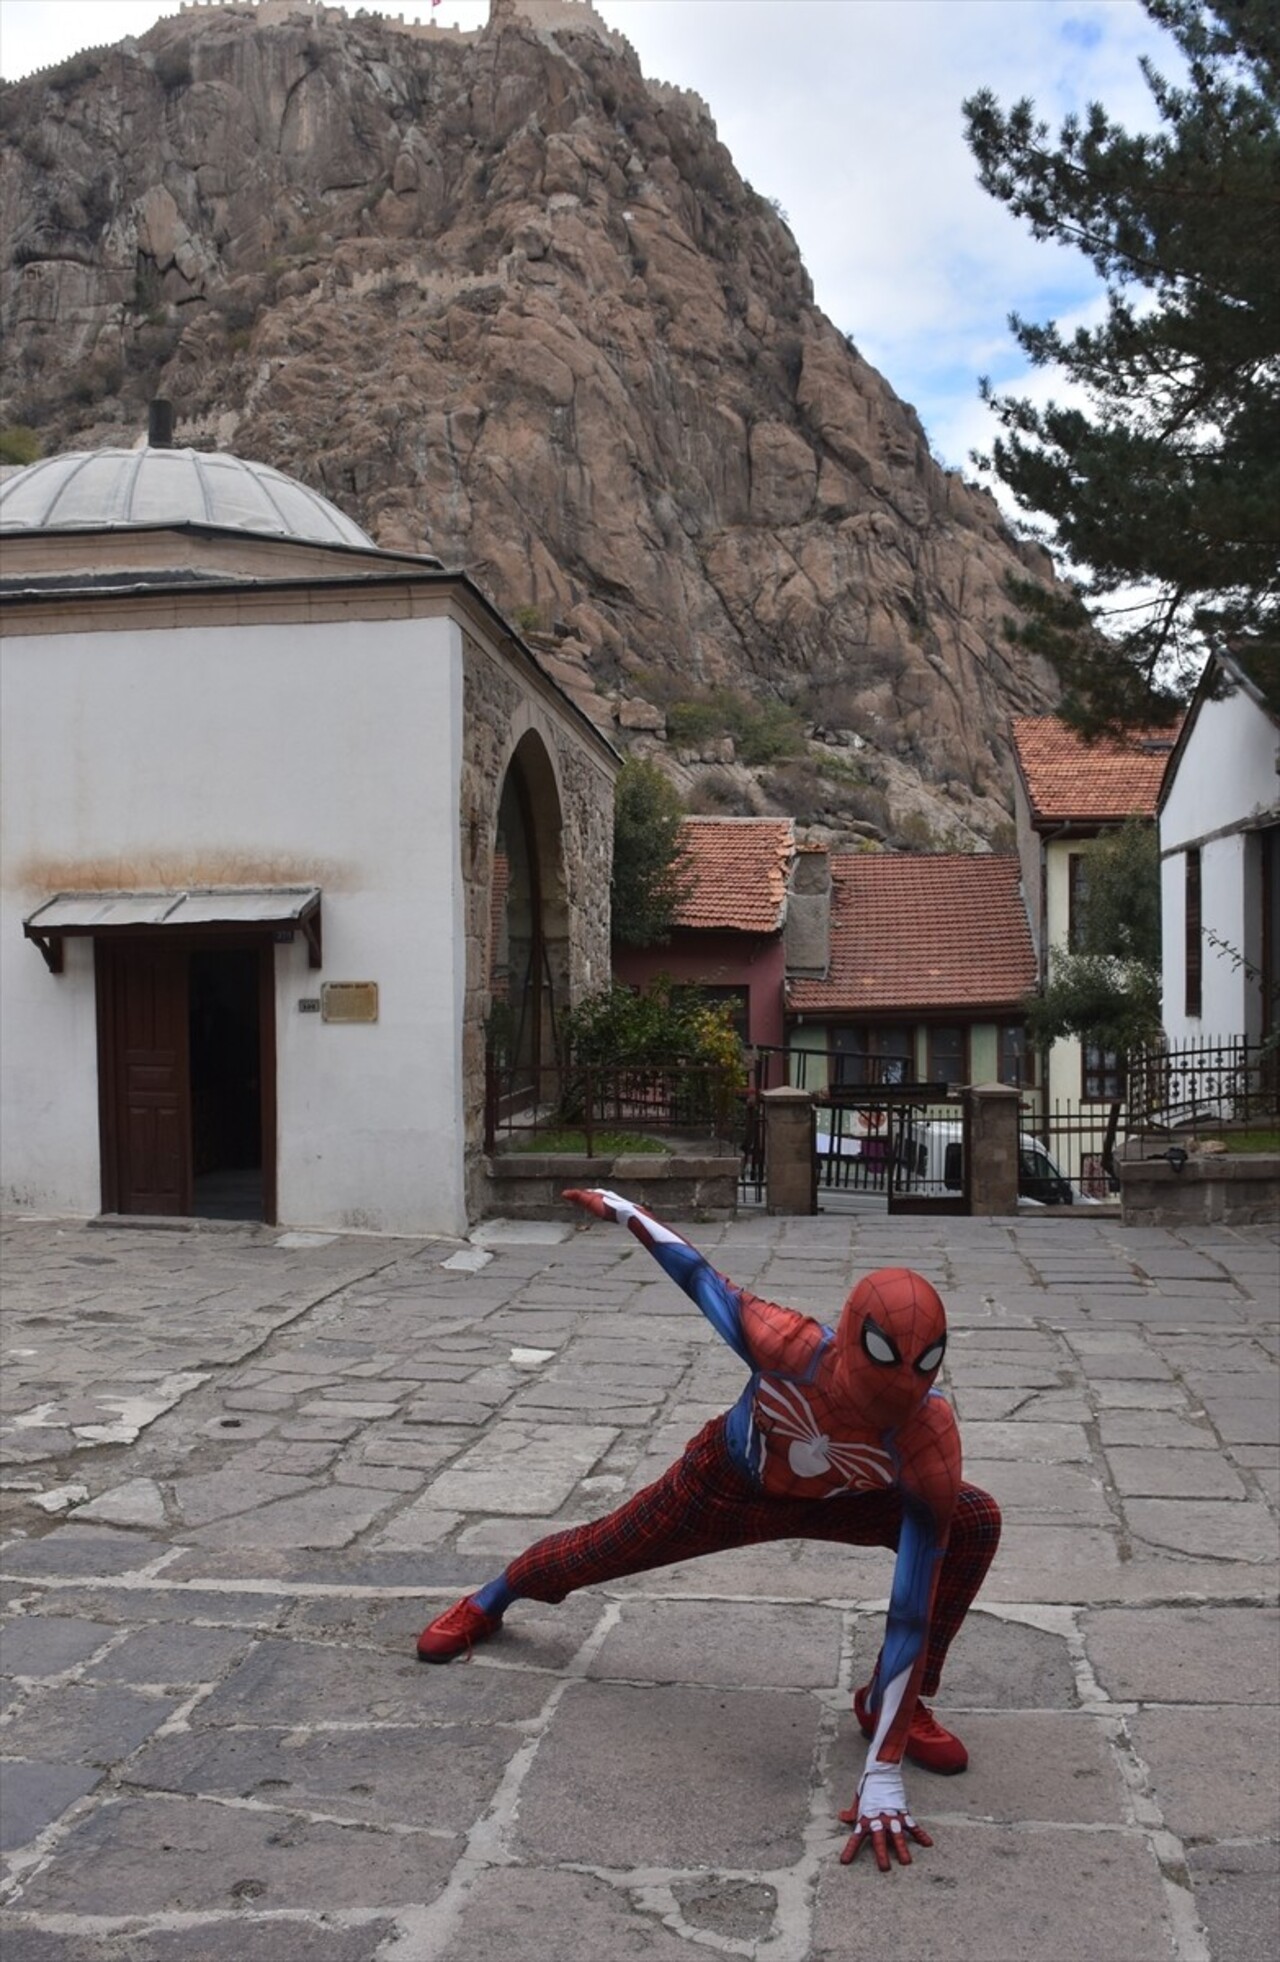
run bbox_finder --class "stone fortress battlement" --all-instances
[171,0,713,123]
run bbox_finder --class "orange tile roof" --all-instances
[1012,715,1178,824]
[788,853,1036,1014]
[673,818,795,934]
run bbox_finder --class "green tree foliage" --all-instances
[558,979,745,1134]
[562,979,742,1078]
[1026,817,1164,1051]
[0,426,41,466]
[1070,817,1163,966]
[666,688,805,765]
[1024,819,1165,1167]
[964,1,1280,733]
[610,759,691,947]
[1023,951,1163,1057]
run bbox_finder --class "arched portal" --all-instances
[488,732,568,1104]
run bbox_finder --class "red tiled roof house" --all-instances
[786,851,1037,1093]
[611,817,795,1047]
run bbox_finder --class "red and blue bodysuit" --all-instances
[418,1189,1002,1871]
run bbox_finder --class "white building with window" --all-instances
[1158,648,1280,1049]
[1011,715,1175,1129]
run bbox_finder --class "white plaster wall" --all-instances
[1162,830,1254,1042]
[1,613,468,1235]
[1160,683,1278,1043]
[1161,686,1278,851]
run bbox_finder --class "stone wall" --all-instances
[485,1148,738,1221]
[460,630,616,1219]
[1117,1154,1280,1227]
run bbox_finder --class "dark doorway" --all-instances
[190,948,263,1220]
[97,939,274,1222]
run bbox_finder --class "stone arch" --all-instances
[489,728,569,1097]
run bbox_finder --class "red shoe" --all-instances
[416,1596,502,1663]
[853,1684,968,1774]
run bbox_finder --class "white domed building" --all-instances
[0,428,616,1233]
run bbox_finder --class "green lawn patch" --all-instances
[504,1129,671,1156]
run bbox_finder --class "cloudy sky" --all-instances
[0,0,1172,492]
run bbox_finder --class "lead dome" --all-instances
[0,446,376,550]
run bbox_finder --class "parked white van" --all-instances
[904,1121,1077,1207]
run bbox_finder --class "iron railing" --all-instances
[1127,1036,1279,1134]
[484,1054,743,1154]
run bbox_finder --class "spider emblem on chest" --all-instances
[754,1377,894,1489]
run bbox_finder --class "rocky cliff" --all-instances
[0,0,1061,847]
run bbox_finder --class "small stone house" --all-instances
[611,817,795,1047]
[0,441,617,1235]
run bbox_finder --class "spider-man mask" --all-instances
[833,1268,947,1428]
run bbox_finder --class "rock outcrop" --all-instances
[0,0,1061,846]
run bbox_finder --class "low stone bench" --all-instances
[1117,1150,1280,1226]
[482,1147,740,1220]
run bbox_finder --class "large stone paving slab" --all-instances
[588,1597,842,1688]
[0,1921,397,1962]
[811,1823,1174,1962]
[512,1681,820,1868]
[14,1794,456,1914]
[907,1609,1078,1710]
[124,1719,513,1830]
[435,1867,726,1962]
[1186,1841,1280,1962]
[0,1683,181,1765]
[1084,1604,1280,1702]
[0,1762,102,1853]
[426,1421,618,1513]
[193,1637,554,1727]
[1124,1496,1278,1562]
[0,1614,117,1678]
[1129,1705,1280,1838]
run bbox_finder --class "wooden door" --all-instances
[96,940,191,1215]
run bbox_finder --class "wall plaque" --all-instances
[321,982,379,1024]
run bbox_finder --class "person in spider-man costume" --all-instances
[417,1189,1001,1872]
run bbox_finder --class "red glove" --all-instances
[562,1188,627,1221]
[838,1799,933,1871]
[839,1762,932,1871]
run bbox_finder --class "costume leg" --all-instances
[775,1480,1001,1696]
[919,1485,1001,1693]
[506,1416,799,1602]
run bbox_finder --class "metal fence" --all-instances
[1127,1036,1279,1134]
[1025,1100,1122,1202]
[484,1055,742,1154]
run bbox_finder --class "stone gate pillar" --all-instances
[963,1083,1021,1215]
[763,1087,816,1215]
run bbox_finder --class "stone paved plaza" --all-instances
[1,1204,1277,1962]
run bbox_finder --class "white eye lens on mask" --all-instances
[916,1339,946,1374]
[863,1324,897,1365]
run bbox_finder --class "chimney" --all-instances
[784,843,831,979]
[148,399,175,449]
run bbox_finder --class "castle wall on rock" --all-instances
[170,0,710,117]
[175,0,627,56]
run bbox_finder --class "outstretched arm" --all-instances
[563,1188,754,1365]
[840,1410,960,1872]
[840,1505,942,1870]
